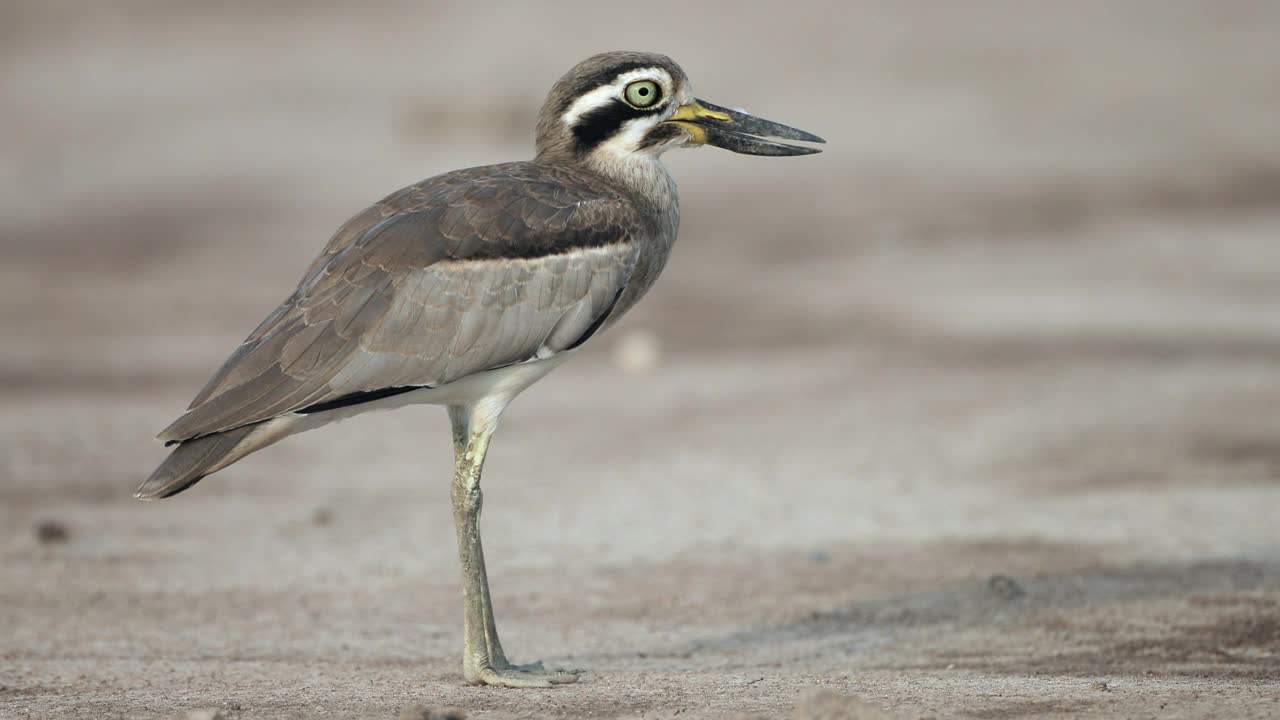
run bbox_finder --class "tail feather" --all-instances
[136,418,296,500]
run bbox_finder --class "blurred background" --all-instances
[3,2,1279,718]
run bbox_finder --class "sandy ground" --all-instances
[3,2,1280,718]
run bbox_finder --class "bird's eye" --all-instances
[624,80,662,108]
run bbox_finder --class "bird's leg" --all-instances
[448,404,579,688]
[447,405,511,668]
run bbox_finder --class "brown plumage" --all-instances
[158,164,655,445]
[138,51,822,687]
[142,163,660,498]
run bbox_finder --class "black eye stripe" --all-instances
[571,99,647,154]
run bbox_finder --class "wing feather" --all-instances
[159,163,644,444]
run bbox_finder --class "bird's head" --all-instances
[535,51,824,170]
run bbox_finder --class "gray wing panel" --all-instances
[160,238,639,444]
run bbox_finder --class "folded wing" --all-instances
[159,165,642,444]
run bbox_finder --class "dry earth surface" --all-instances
[3,2,1279,719]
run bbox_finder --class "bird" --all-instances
[136,51,824,687]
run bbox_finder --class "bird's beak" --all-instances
[663,99,825,156]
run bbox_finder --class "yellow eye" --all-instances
[624,80,662,108]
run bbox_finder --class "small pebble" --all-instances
[35,521,69,544]
[987,573,1025,600]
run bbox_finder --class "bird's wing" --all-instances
[159,166,643,444]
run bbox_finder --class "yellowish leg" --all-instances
[448,405,579,688]
[447,406,511,668]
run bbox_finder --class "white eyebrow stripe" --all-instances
[561,68,674,126]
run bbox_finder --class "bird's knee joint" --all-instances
[452,482,483,514]
[465,489,483,514]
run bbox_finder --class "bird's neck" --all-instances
[585,151,679,214]
[537,146,680,222]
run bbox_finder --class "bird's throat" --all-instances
[585,151,680,217]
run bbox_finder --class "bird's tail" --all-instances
[135,418,296,500]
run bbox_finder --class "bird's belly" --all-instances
[418,350,577,406]
[291,351,577,433]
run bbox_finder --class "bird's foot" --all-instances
[466,659,581,688]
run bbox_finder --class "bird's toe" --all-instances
[471,664,580,688]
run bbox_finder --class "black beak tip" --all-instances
[784,144,823,156]
[766,136,824,155]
